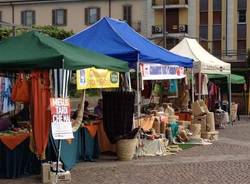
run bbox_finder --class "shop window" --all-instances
[21,10,35,26]
[52,9,67,26]
[123,5,132,26]
[238,10,246,23]
[85,7,100,25]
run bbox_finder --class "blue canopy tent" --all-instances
[64,17,192,68]
[65,16,193,117]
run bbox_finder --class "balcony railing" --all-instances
[152,0,188,7]
[131,21,141,33]
[221,49,247,62]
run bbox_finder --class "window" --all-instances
[238,0,246,10]
[213,11,221,24]
[200,0,208,12]
[238,10,246,23]
[123,5,132,26]
[21,10,35,26]
[52,9,67,26]
[213,0,221,11]
[85,7,100,25]
[200,12,208,25]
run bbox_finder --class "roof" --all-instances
[64,17,193,68]
[170,38,230,74]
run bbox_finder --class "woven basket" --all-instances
[116,139,138,161]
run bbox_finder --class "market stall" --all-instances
[64,17,196,158]
[0,31,129,178]
[170,38,232,121]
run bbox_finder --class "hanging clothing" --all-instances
[195,74,208,95]
[2,78,14,113]
[31,70,51,159]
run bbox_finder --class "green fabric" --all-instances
[0,31,129,72]
[208,74,246,84]
[0,138,40,178]
[169,122,179,138]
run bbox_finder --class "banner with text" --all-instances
[76,68,119,90]
[50,98,73,140]
[140,63,185,80]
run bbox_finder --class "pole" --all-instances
[136,57,141,118]
[108,0,111,17]
[191,69,194,103]
[228,74,232,125]
[11,3,15,36]
[163,0,166,48]
[198,72,202,100]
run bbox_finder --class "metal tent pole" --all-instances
[198,72,202,100]
[228,74,232,125]
[136,59,141,119]
[191,69,194,103]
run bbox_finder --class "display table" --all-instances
[0,132,40,178]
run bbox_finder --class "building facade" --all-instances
[0,0,147,35]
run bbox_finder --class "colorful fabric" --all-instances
[0,133,30,150]
[83,124,99,138]
[31,71,51,159]
[2,78,14,113]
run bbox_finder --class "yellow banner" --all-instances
[76,68,119,90]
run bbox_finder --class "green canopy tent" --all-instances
[208,74,246,84]
[0,31,129,72]
[0,31,129,175]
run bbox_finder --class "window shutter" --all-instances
[97,7,100,20]
[32,10,36,25]
[21,11,25,25]
[85,8,89,25]
[52,9,56,25]
[128,6,132,26]
[64,9,67,26]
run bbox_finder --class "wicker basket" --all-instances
[116,139,138,161]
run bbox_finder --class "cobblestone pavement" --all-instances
[1,117,250,184]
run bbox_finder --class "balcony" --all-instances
[221,49,247,62]
[152,0,188,9]
[152,24,188,35]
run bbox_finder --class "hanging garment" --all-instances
[31,71,51,159]
[202,74,209,95]
[2,78,15,113]
[169,79,177,95]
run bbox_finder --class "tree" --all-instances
[0,25,74,41]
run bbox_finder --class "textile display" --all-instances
[0,77,15,113]
[136,138,169,156]
[102,91,135,144]
[97,121,115,153]
[0,133,30,150]
[11,74,30,104]
[31,71,51,159]
[0,138,40,178]
[195,74,208,95]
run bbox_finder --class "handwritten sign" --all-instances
[50,98,73,140]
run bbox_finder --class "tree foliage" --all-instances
[0,25,74,41]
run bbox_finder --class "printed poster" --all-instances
[76,67,119,90]
[140,63,185,80]
[50,98,74,140]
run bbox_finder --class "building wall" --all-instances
[0,0,145,34]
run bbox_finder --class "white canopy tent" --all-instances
[171,38,233,123]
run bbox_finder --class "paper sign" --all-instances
[140,63,185,80]
[50,98,73,140]
[76,67,119,90]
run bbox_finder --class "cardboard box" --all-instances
[50,171,71,183]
